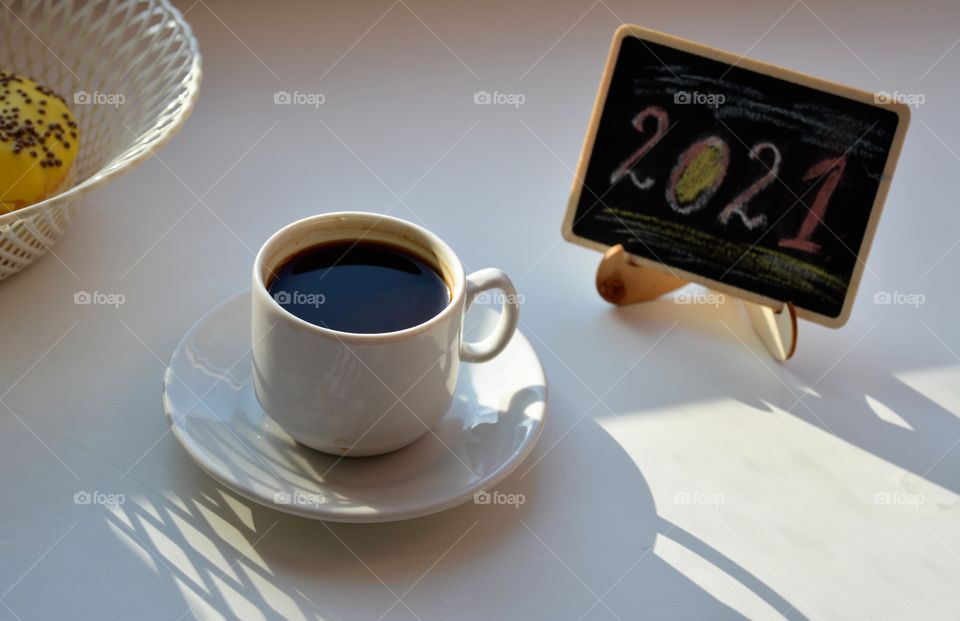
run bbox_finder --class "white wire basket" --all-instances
[0,0,201,279]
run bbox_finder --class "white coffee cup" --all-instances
[251,212,520,457]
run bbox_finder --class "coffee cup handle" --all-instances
[460,268,520,363]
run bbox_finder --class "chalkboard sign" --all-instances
[562,25,910,327]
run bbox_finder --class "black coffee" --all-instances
[267,239,450,334]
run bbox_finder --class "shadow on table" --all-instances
[105,401,809,620]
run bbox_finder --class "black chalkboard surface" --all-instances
[562,25,910,327]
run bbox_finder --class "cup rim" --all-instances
[252,212,466,342]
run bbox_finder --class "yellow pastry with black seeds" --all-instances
[1,71,80,213]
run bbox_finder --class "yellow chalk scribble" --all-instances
[676,143,727,206]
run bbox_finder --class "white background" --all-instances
[1,0,958,619]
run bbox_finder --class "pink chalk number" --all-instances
[718,142,781,230]
[779,156,847,253]
[610,106,668,190]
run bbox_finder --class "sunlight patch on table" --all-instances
[219,489,256,531]
[895,364,960,419]
[865,395,914,430]
[139,514,207,589]
[168,507,239,583]
[195,499,270,573]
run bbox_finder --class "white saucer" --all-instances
[163,291,547,523]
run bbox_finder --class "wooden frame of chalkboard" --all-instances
[562,25,910,327]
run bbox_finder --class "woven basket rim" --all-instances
[0,0,203,229]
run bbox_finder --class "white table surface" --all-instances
[2,1,959,619]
